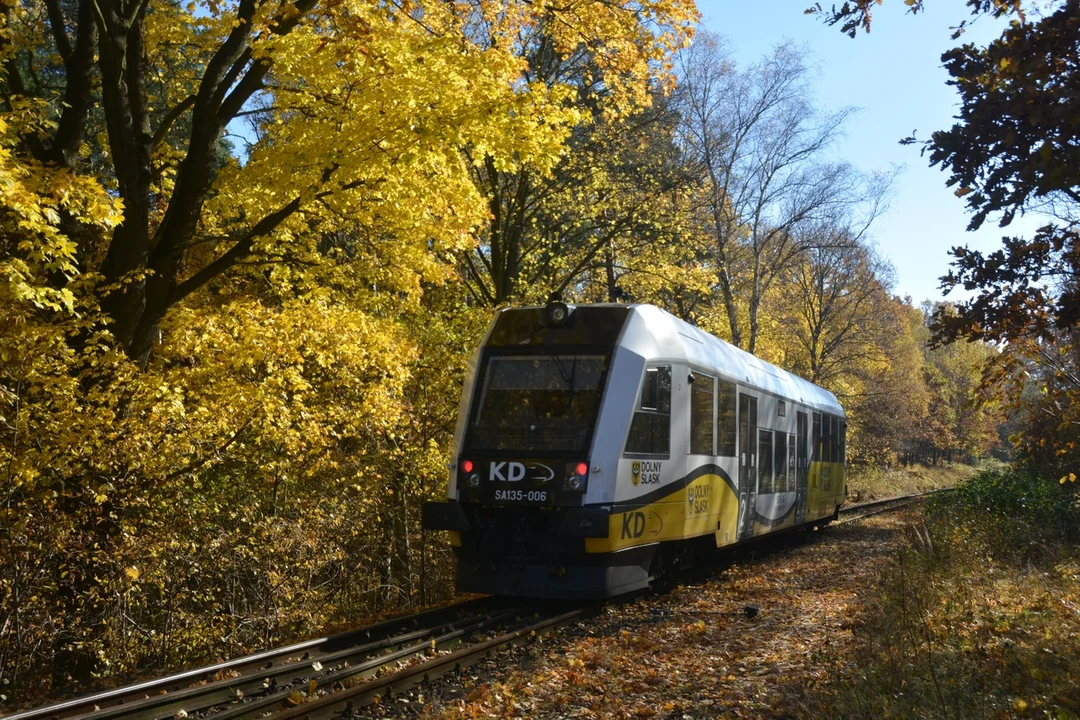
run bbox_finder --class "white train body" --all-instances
[423,303,847,598]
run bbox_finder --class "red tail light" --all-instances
[462,460,474,473]
[575,462,588,476]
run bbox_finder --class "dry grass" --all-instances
[813,470,1080,719]
[822,553,1080,718]
[845,460,996,503]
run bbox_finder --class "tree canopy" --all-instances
[932,0,1080,344]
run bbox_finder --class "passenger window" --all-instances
[641,368,660,410]
[690,373,715,455]
[758,429,774,493]
[716,380,737,457]
[624,366,671,456]
[840,421,847,464]
[812,412,822,463]
[827,415,838,463]
[775,432,788,493]
[787,433,797,492]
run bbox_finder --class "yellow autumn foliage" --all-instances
[0,0,694,702]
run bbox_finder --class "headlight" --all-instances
[545,299,574,326]
[567,474,585,491]
[467,473,480,488]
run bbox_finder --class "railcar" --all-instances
[423,301,847,599]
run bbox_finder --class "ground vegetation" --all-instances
[817,469,1080,719]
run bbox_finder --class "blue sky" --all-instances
[691,0,1043,305]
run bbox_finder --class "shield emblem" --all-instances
[632,461,641,486]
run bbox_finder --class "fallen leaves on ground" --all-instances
[402,514,913,719]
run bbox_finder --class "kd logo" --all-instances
[489,462,526,482]
[620,511,646,539]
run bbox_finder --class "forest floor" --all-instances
[359,462,1080,720]
[367,510,916,719]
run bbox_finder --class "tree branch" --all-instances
[171,195,304,304]
[151,94,195,152]
[44,0,73,62]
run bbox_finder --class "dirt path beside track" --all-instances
[365,512,916,719]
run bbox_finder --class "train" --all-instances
[422,300,847,598]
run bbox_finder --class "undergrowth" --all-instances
[816,469,1080,719]
[846,459,994,502]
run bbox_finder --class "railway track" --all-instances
[836,488,949,525]
[7,490,944,720]
[4,597,591,720]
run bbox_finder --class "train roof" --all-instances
[627,304,845,418]
[489,302,845,418]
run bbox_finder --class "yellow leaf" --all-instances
[125,567,140,581]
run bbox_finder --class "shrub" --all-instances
[926,468,1080,563]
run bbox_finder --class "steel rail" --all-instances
[55,608,526,720]
[3,597,505,720]
[837,488,951,525]
[271,605,597,720]
[18,606,590,720]
[169,606,531,720]
[255,490,950,718]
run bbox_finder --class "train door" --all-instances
[796,411,808,524]
[737,394,758,539]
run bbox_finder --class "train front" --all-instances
[422,302,636,598]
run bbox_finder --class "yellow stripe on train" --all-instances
[585,474,740,553]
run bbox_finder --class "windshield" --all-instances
[468,354,608,453]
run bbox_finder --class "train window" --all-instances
[739,394,757,489]
[840,421,847,464]
[788,433,797,492]
[690,373,715,454]
[812,412,822,463]
[777,400,786,417]
[758,429,774,493]
[775,432,787,493]
[624,366,671,456]
[832,415,842,464]
[797,412,808,486]
[470,354,608,453]
[828,415,836,463]
[716,380,737,456]
[825,414,833,464]
[829,416,838,468]
[641,368,660,410]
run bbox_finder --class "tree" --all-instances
[920,303,1004,460]
[806,0,1021,39]
[1,0,695,366]
[777,231,895,386]
[672,33,891,353]
[459,30,695,307]
[0,0,698,699]
[931,1,1080,344]
[809,0,1079,345]
[843,299,931,465]
[810,0,1069,473]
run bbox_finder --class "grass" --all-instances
[812,469,1080,719]
[845,459,1001,503]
